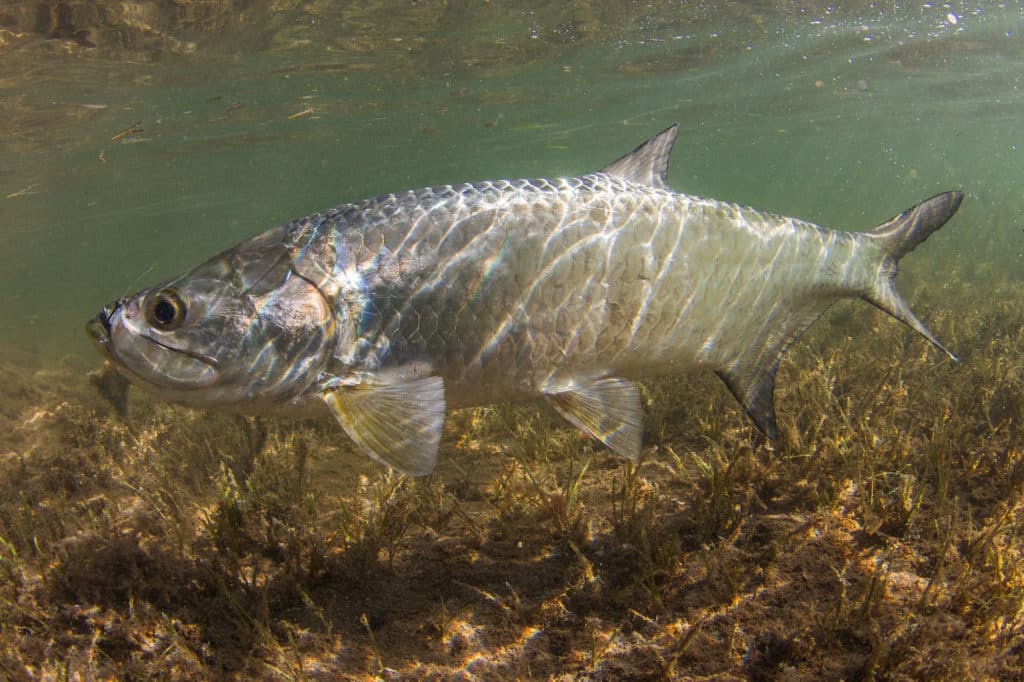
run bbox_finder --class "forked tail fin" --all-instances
[717,190,964,442]
[861,190,964,361]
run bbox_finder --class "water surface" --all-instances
[1,2,1021,359]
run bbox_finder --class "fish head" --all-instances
[86,242,338,409]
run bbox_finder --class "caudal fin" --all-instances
[861,191,964,360]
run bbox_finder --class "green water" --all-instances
[1,1,1021,360]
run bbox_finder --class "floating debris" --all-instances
[5,184,38,199]
[111,121,144,142]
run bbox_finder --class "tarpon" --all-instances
[87,125,963,475]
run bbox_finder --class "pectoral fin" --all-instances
[545,377,643,459]
[323,376,445,476]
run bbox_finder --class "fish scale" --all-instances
[340,178,833,388]
[88,124,963,476]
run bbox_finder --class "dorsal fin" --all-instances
[599,124,678,190]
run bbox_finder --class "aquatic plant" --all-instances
[0,269,1022,679]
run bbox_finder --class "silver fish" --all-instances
[87,125,963,475]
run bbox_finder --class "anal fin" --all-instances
[323,376,445,476]
[717,299,833,440]
[545,377,643,459]
[717,366,779,440]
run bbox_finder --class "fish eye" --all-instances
[145,289,187,331]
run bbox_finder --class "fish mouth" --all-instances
[85,301,216,370]
[86,310,115,358]
[86,304,220,390]
[139,333,220,369]
[87,300,217,368]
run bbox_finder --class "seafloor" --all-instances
[1,249,1022,680]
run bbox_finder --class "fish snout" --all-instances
[86,302,120,356]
